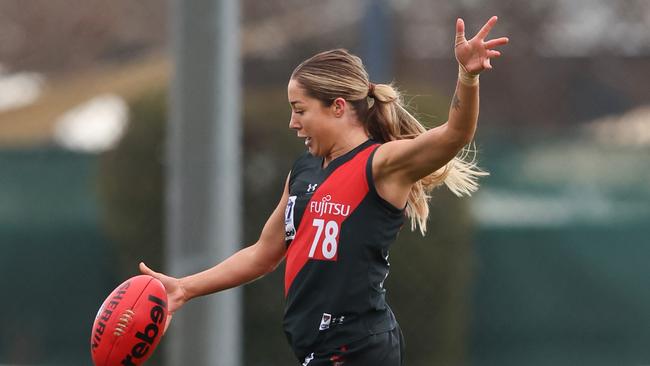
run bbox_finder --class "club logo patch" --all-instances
[285,196,297,241]
[319,313,332,331]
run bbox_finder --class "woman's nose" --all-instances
[289,116,300,130]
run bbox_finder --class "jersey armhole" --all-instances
[365,145,405,215]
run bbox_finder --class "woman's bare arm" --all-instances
[372,17,508,206]
[140,175,290,316]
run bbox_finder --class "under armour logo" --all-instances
[307,184,318,193]
[302,353,314,365]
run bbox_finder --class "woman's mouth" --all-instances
[305,137,311,147]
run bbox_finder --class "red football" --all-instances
[90,275,169,366]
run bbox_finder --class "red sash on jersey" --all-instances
[284,144,379,296]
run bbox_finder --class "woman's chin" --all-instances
[307,145,320,156]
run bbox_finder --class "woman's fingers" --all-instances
[455,18,466,47]
[139,261,180,334]
[455,16,507,73]
[139,262,156,276]
[483,58,493,70]
[484,37,509,49]
[487,50,501,58]
[476,16,498,40]
[140,262,173,289]
[139,262,151,274]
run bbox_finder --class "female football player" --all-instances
[141,16,508,365]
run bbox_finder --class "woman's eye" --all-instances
[294,110,304,115]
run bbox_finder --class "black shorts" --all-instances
[298,326,405,366]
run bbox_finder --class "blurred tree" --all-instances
[97,88,166,278]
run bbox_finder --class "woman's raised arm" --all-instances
[373,17,508,192]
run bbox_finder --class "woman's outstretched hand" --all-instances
[455,16,509,74]
[139,262,189,334]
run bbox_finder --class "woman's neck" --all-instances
[322,130,369,168]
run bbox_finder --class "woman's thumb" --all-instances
[139,262,155,277]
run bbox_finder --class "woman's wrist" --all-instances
[458,64,479,86]
[178,276,194,302]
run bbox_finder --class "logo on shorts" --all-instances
[307,184,318,193]
[302,352,314,365]
[319,313,332,331]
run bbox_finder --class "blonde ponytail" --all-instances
[368,83,487,235]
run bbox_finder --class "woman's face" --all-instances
[287,79,337,157]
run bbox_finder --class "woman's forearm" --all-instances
[446,66,480,144]
[179,243,271,300]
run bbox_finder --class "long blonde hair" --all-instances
[291,49,486,235]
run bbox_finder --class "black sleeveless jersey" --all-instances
[283,140,405,358]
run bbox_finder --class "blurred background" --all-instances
[1,0,649,365]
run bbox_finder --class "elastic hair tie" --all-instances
[368,82,376,97]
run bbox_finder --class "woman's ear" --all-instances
[332,97,346,118]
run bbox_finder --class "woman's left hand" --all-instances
[454,16,509,74]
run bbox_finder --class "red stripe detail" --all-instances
[284,144,378,296]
